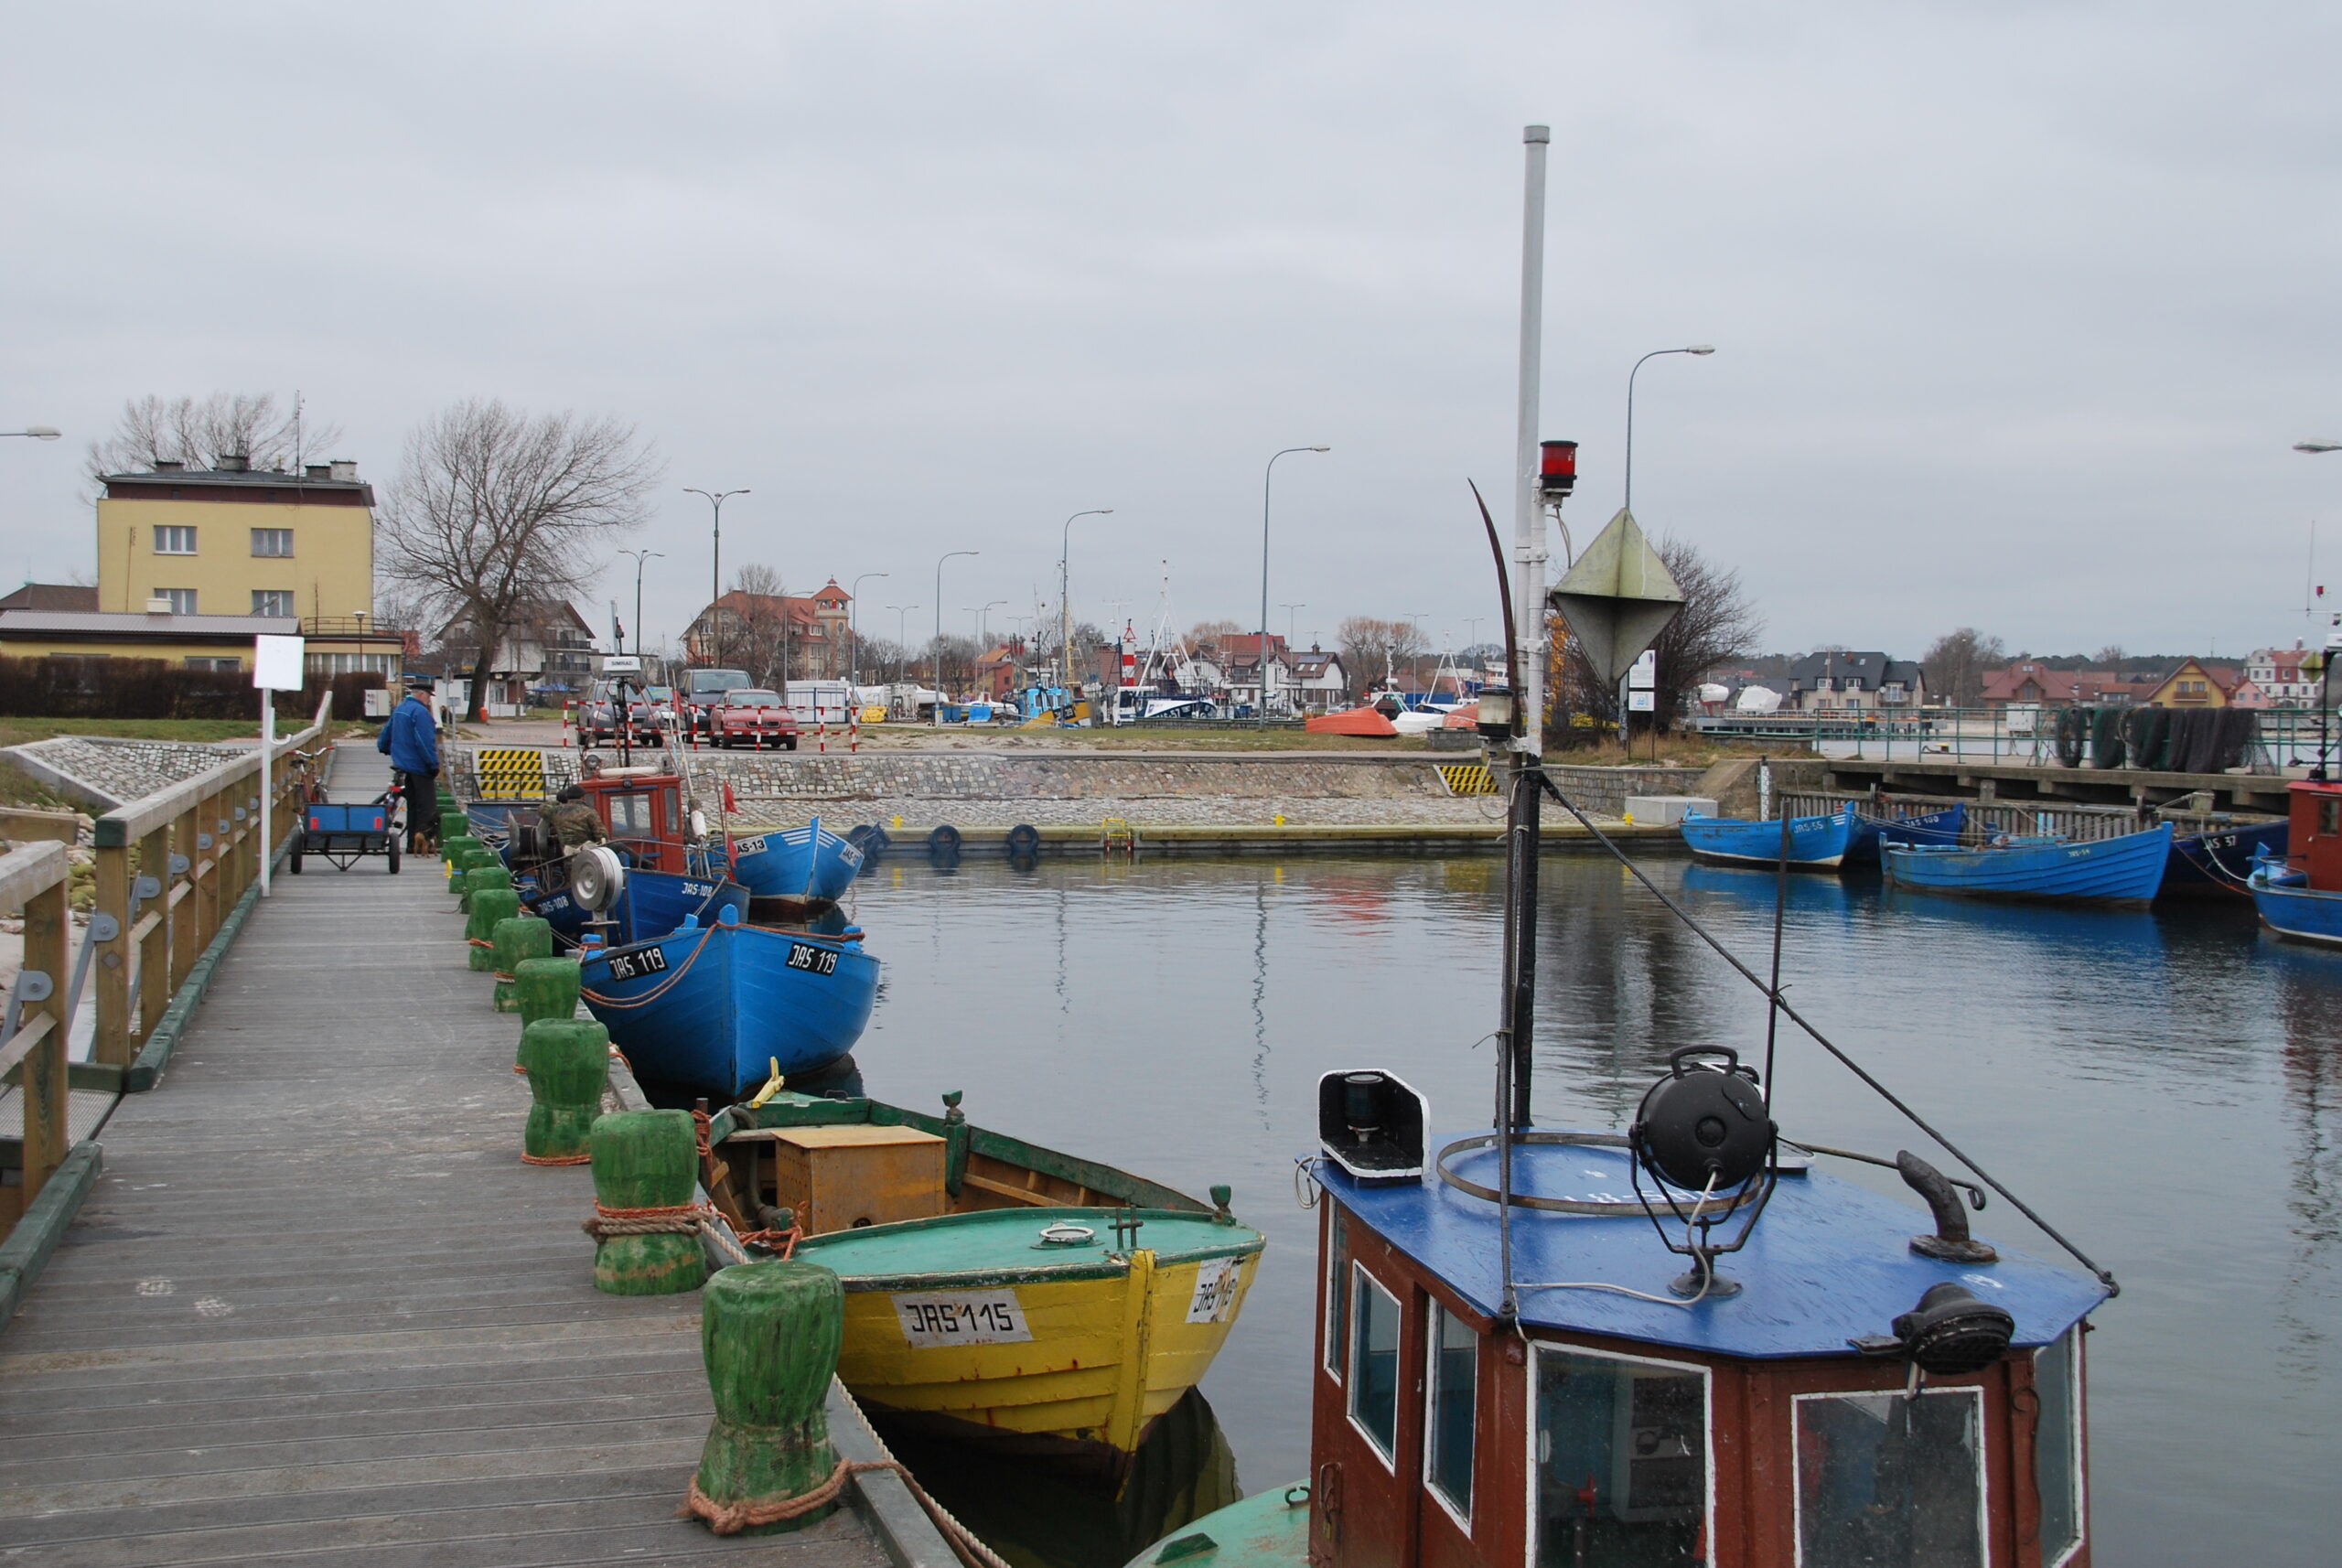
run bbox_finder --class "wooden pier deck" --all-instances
[0,746,913,1567]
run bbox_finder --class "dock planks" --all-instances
[0,745,888,1567]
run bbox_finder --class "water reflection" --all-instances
[872,1389,1240,1568]
[843,853,2339,1567]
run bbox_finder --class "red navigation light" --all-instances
[1539,439,1579,499]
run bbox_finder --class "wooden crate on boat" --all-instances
[764,1123,947,1232]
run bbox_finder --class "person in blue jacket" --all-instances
[378,674,443,850]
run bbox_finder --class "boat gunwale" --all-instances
[793,1204,1266,1290]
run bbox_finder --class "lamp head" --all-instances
[25,426,61,440]
[1310,446,1330,452]
[1686,345,1716,356]
[2296,441,2342,454]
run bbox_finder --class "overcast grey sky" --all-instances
[5,3,2339,662]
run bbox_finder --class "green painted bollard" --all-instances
[585,1109,706,1295]
[460,861,510,914]
[437,790,463,822]
[441,832,481,866]
[682,1260,844,1535]
[467,887,521,970]
[492,915,553,1010]
[513,954,581,1029]
[520,1016,608,1165]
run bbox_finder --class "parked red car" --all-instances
[714,688,800,750]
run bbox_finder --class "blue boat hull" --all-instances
[1680,810,1858,869]
[577,920,880,1099]
[1843,803,1967,865]
[1885,823,2172,904]
[2250,872,2342,947]
[523,865,748,950]
[2164,819,2288,897]
[728,816,865,907]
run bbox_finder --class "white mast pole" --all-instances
[1513,124,1551,758]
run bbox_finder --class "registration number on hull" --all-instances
[787,942,838,975]
[893,1290,1031,1348]
[1187,1257,1244,1323]
[604,946,669,982]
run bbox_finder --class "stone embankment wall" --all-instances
[3,737,242,811]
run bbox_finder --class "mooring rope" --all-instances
[579,1199,718,1238]
[682,1459,1013,1568]
[577,921,718,1010]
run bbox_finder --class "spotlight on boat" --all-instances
[1477,687,1516,740]
[1317,1069,1427,1183]
[1630,1047,1774,1192]
[1853,1282,2016,1378]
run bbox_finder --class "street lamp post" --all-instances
[1058,509,1113,696]
[1623,346,1714,513]
[1281,602,1306,650]
[617,549,663,657]
[934,552,977,695]
[970,600,1007,645]
[1259,446,1330,724]
[848,572,889,689]
[682,488,748,657]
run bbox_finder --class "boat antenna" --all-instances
[1470,479,1523,1321]
[1534,772,2121,1296]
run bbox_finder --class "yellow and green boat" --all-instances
[700,1090,1265,1475]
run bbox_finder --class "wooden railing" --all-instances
[85,695,335,1078]
[0,843,72,1218]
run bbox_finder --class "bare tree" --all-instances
[86,392,343,489]
[1338,617,1428,691]
[1922,627,2008,708]
[723,564,792,686]
[1557,537,1762,737]
[1188,618,1243,649]
[381,400,661,719]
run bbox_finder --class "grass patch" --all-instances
[0,716,371,748]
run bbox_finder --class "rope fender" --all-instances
[580,1199,717,1239]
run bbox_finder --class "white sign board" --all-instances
[1186,1257,1245,1324]
[252,635,306,692]
[1628,650,1658,691]
[1628,691,1656,713]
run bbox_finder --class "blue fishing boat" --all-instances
[521,862,748,950]
[1842,800,1966,865]
[577,914,881,1099]
[2248,779,2342,946]
[1678,807,1857,869]
[2164,817,2287,898]
[1885,822,2172,904]
[727,815,865,910]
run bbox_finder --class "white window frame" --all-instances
[153,526,197,555]
[1322,1206,1348,1383]
[1422,1298,1476,1533]
[1527,1341,1714,1564]
[154,588,197,614]
[251,527,295,558]
[1789,1384,1989,1568]
[2037,1330,2087,1568]
[1345,1262,1401,1469]
[252,590,295,617]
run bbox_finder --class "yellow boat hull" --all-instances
[833,1247,1259,1458]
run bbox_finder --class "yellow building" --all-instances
[38,456,408,676]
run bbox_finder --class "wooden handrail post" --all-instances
[170,801,199,993]
[92,842,133,1069]
[138,823,172,1041]
[17,862,70,1205]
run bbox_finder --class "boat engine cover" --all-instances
[1632,1047,1774,1191]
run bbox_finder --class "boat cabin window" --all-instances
[2322,797,2340,838]
[1424,1301,1476,1525]
[1793,1388,1984,1568]
[1323,1207,1349,1382]
[1533,1346,1707,1565]
[2036,1328,2084,1567]
[1347,1264,1401,1464]
[606,792,655,837]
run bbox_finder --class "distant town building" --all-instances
[2245,644,2319,707]
[0,583,98,613]
[1288,647,1348,708]
[1980,662,2159,708]
[682,579,853,680]
[434,599,597,711]
[1785,650,1926,712]
[2143,657,2240,709]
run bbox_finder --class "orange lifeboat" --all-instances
[1305,705,1400,737]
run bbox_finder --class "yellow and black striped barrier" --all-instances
[473,747,548,800]
[1436,763,1497,797]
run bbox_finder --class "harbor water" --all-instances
[842,849,2336,1567]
